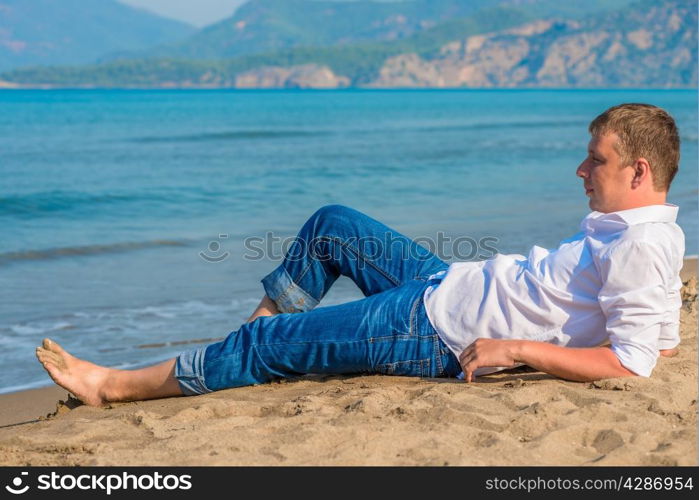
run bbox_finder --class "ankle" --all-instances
[246,295,281,323]
[261,295,280,315]
[99,369,124,403]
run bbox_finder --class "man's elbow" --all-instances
[609,348,679,379]
[659,347,679,358]
[600,344,663,379]
[600,348,641,379]
[614,364,639,378]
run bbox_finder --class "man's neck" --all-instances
[605,193,667,213]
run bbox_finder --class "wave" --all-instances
[0,239,187,264]
[132,129,327,143]
[0,190,177,217]
[9,322,74,335]
[0,188,232,218]
[99,336,226,353]
[0,380,56,395]
[415,119,586,133]
[3,297,257,340]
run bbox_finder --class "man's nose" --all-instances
[576,161,588,178]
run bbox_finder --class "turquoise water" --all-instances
[0,89,696,393]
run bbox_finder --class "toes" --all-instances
[43,338,63,354]
[36,348,66,369]
[36,347,49,363]
[43,338,66,355]
[44,352,60,365]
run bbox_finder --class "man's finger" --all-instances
[463,361,478,383]
[460,353,475,371]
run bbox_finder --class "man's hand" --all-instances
[459,338,519,383]
[458,339,638,382]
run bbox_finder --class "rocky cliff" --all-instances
[364,1,696,88]
[235,64,350,89]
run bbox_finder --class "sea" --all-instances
[0,89,696,394]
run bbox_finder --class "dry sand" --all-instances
[0,259,696,466]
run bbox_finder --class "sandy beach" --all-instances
[0,258,696,466]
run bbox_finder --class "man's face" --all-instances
[576,132,634,213]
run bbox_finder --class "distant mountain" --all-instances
[112,0,636,61]
[0,0,195,72]
[1,0,695,88]
[140,0,493,60]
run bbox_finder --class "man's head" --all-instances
[576,103,680,213]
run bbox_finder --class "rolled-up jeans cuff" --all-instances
[261,265,319,313]
[175,345,212,396]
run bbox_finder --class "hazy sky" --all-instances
[117,0,395,28]
[118,0,248,27]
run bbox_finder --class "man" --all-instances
[36,103,684,407]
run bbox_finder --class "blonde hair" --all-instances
[589,103,680,191]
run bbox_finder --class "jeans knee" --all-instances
[309,204,360,233]
[312,204,354,220]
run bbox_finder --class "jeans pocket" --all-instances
[387,286,425,337]
[407,291,427,336]
[375,359,429,377]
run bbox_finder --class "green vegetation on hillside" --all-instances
[0,0,693,88]
[0,4,535,86]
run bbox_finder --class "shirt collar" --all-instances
[580,204,678,234]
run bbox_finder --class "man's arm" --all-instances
[458,338,636,383]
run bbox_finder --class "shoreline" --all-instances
[1,86,698,91]
[1,256,696,429]
[0,385,73,429]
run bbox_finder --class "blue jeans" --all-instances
[175,205,461,395]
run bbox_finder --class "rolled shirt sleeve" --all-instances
[658,269,683,351]
[596,240,672,377]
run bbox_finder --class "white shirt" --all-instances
[423,204,685,377]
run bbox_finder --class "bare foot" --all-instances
[35,338,115,407]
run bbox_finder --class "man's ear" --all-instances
[630,158,652,189]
